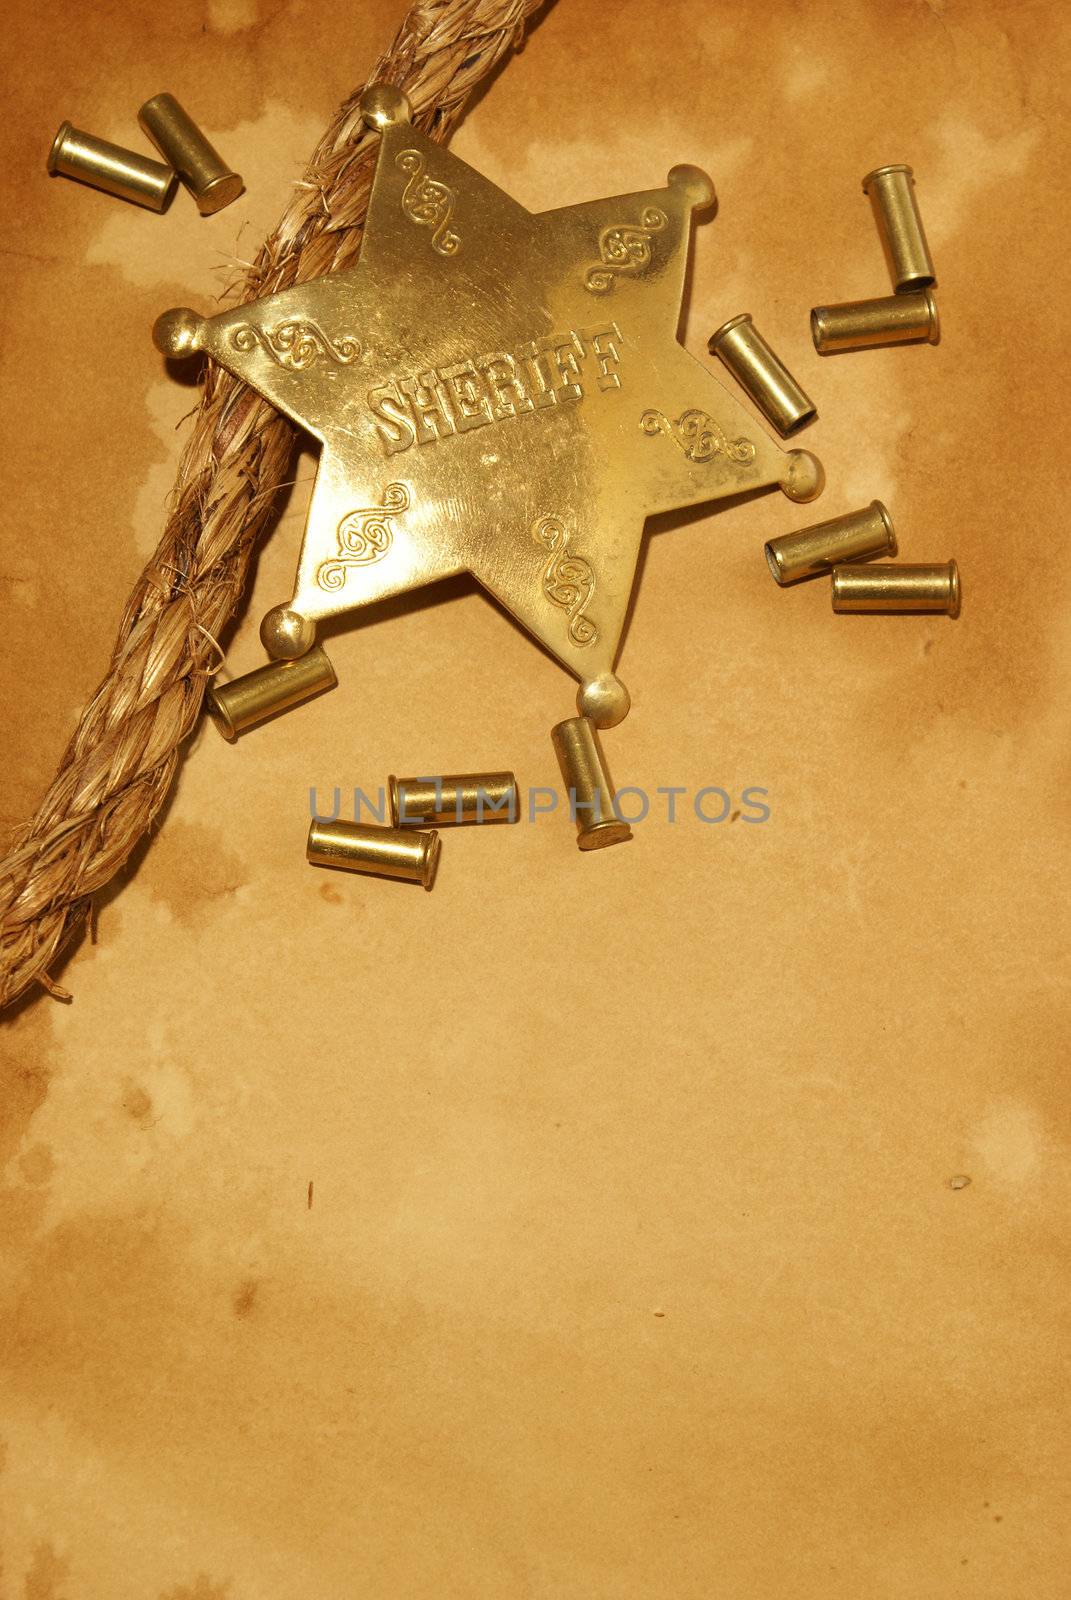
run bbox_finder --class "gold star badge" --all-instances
[155,84,822,729]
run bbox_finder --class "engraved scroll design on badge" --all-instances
[316,483,410,592]
[639,407,756,465]
[395,149,460,257]
[584,207,668,294]
[229,319,361,369]
[532,515,598,648]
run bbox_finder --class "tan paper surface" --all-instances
[2,2,1069,1594]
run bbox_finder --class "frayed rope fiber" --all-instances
[0,0,548,1011]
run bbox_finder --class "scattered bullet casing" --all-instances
[831,561,960,616]
[47,121,177,212]
[138,93,243,215]
[811,290,939,354]
[206,645,336,740]
[390,772,518,826]
[307,819,441,889]
[551,717,632,851]
[863,163,935,292]
[707,313,817,436]
[765,500,896,585]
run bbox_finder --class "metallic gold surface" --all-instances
[707,312,817,435]
[138,93,243,215]
[765,500,896,585]
[306,818,440,888]
[389,772,518,826]
[551,716,632,851]
[811,289,939,353]
[862,163,935,292]
[47,121,177,211]
[831,560,960,615]
[206,645,336,739]
[155,82,823,731]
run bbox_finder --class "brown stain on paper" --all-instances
[232,1278,260,1319]
[141,820,248,928]
[121,1082,154,1124]
[159,1579,231,1600]
[0,1029,53,1243]
[23,1542,70,1600]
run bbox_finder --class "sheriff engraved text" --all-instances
[367,323,624,454]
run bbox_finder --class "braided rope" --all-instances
[0,0,548,1010]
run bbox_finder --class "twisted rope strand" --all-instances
[0,0,547,1010]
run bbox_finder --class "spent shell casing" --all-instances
[138,93,243,215]
[551,717,632,852]
[389,772,518,826]
[306,819,441,889]
[47,121,177,212]
[862,163,935,292]
[708,313,817,436]
[831,561,960,616]
[765,501,896,585]
[207,646,337,740]
[811,289,939,354]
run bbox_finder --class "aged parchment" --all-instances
[2,2,1068,1595]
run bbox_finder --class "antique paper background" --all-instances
[2,1,1069,1595]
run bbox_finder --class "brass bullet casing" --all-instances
[206,645,337,740]
[138,93,243,215]
[389,772,518,826]
[551,717,632,851]
[765,500,896,585]
[707,313,817,436]
[811,289,939,354]
[831,561,961,616]
[307,819,441,890]
[862,164,935,292]
[47,121,177,212]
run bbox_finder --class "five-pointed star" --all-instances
[155,83,821,727]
